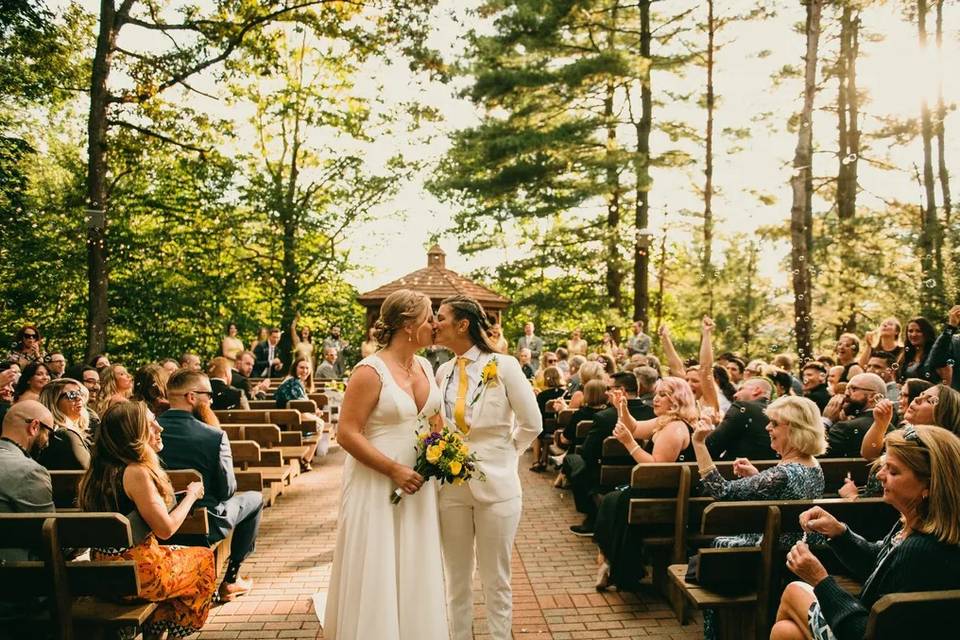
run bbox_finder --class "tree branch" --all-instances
[107,119,210,153]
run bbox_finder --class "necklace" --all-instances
[384,351,416,378]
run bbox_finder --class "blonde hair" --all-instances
[39,378,87,432]
[96,364,131,416]
[882,425,960,545]
[578,361,605,385]
[765,395,827,456]
[374,289,431,347]
[656,377,698,424]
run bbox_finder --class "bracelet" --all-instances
[628,444,641,457]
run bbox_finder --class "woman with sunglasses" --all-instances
[7,325,46,368]
[36,378,93,470]
[773,425,960,640]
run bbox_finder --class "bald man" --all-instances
[824,373,887,458]
[1,401,56,562]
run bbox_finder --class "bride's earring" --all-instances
[407,331,413,342]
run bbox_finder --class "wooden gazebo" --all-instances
[357,245,510,327]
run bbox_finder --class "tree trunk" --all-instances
[836,3,860,333]
[702,0,716,315]
[654,220,667,331]
[934,0,955,301]
[917,0,944,314]
[604,5,622,310]
[789,0,821,363]
[633,0,652,325]
[85,0,122,359]
[741,243,757,359]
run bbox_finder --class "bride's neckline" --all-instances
[374,353,430,415]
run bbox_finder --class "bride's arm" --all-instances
[338,366,424,495]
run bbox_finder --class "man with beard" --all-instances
[823,372,886,458]
[801,361,831,412]
[158,370,263,602]
[705,377,776,461]
[0,400,56,519]
[232,351,270,401]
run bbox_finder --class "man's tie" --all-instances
[454,356,469,435]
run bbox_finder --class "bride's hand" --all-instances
[390,464,424,495]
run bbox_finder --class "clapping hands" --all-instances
[732,457,759,478]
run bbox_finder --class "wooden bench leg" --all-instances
[715,606,755,640]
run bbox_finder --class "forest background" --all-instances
[1,0,958,366]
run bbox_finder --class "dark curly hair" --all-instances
[440,295,497,354]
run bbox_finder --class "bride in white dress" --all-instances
[323,289,449,639]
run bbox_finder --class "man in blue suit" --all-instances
[158,369,263,601]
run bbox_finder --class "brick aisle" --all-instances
[189,449,703,640]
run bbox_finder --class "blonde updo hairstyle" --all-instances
[374,289,432,347]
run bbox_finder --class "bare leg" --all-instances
[771,582,817,640]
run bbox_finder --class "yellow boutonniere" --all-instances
[470,357,499,405]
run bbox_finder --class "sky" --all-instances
[58,0,960,296]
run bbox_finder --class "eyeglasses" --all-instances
[27,418,55,433]
[59,390,82,401]
[191,390,213,396]
[913,394,939,406]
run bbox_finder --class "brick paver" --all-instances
[189,448,703,640]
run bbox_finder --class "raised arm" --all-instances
[699,316,720,415]
[659,325,686,378]
[290,313,301,349]
[858,329,877,368]
[859,398,894,461]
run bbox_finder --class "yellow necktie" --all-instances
[454,356,469,434]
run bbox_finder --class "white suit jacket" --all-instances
[436,351,542,503]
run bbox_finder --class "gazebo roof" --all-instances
[357,245,510,309]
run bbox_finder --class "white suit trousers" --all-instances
[439,484,522,640]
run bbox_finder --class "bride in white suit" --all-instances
[433,295,542,640]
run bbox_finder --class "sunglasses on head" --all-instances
[59,390,82,401]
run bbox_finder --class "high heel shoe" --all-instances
[595,562,611,591]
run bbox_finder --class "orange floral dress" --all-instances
[93,533,216,637]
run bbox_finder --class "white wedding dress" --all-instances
[323,354,449,639]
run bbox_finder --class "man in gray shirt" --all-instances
[516,322,544,372]
[626,321,652,356]
[0,400,56,561]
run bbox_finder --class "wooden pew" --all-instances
[864,589,960,639]
[216,409,322,444]
[0,512,158,639]
[230,440,289,505]
[668,498,899,640]
[220,424,310,477]
[599,437,633,487]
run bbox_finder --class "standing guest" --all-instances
[773,425,960,640]
[360,326,379,358]
[835,333,865,383]
[88,353,110,369]
[221,322,244,363]
[291,316,315,367]
[250,327,268,352]
[13,362,51,403]
[724,356,746,387]
[488,322,509,354]
[859,317,904,367]
[823,373,887,458]
[158,358,179,376]
[899,316,951,384]
[275,357,315,409]
[518,348,535,379]
[132,364,171,416]
[36,378,92,470]
[232,352,270,401]
[864,352,901,401]
[46,352,67,379]
[772,353,804,395]
[693,396,826,639]
[516,322,543,372]
[322,326,349,374]
[179,353,201,372]
[208,358,248,411]
[0,400,55,517]
[6,325,46,367]
[316,346,341,379]
[598,331,618,362]
[566,328,588,357]
[158,370,262,602]
[95,364,134,416]
[930,305,960,392]
[253,327,284,378]
[625,321,651,356]
[79,401,216,638]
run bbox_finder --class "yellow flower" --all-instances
[419,431,429,441]
[458,444,469,456]
[481,360,498,384]
[449,460,462,476]
[437,440,446,451]
[426,445,442,463]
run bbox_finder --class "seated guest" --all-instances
[930,305,960,391]
[0,365,16,424]
[773,425,960,640]
[95,364,134,416]
[275,357,315,409]
[828,365,845,395]
[208,357,249,410]
[36,378,92,470]
[531,365,566,468]
[67,364,102,407]
[88,353,110,369]
[772,353,804,395]
[858,317,904,368]
[823,373,886,457]
[704,377,776,461]
[558,379,610,449]
[569,373,678,536]
[179,352,202,372]
[864,352,901,402]
[232,351,270,401]
[564,355,587,396]
[533,352,559,391]
[518,347,535,379]
[46,352,67,380]
[158,370,263,601]
[835,333,865,383]
[159,358,180,376]
[554,361,606,412]
[133,364,171,416]
[693,396,827,639]
[899,316,951,384]
[79,402,216,638]
[12,361,51,404]
[315,346,340,380]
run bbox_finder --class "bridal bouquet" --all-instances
[391,414,485,504]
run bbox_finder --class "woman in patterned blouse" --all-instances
[692,395,828,640]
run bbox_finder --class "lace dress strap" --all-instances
[354,354,387,383]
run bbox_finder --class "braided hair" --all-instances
[441,295,497,354]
